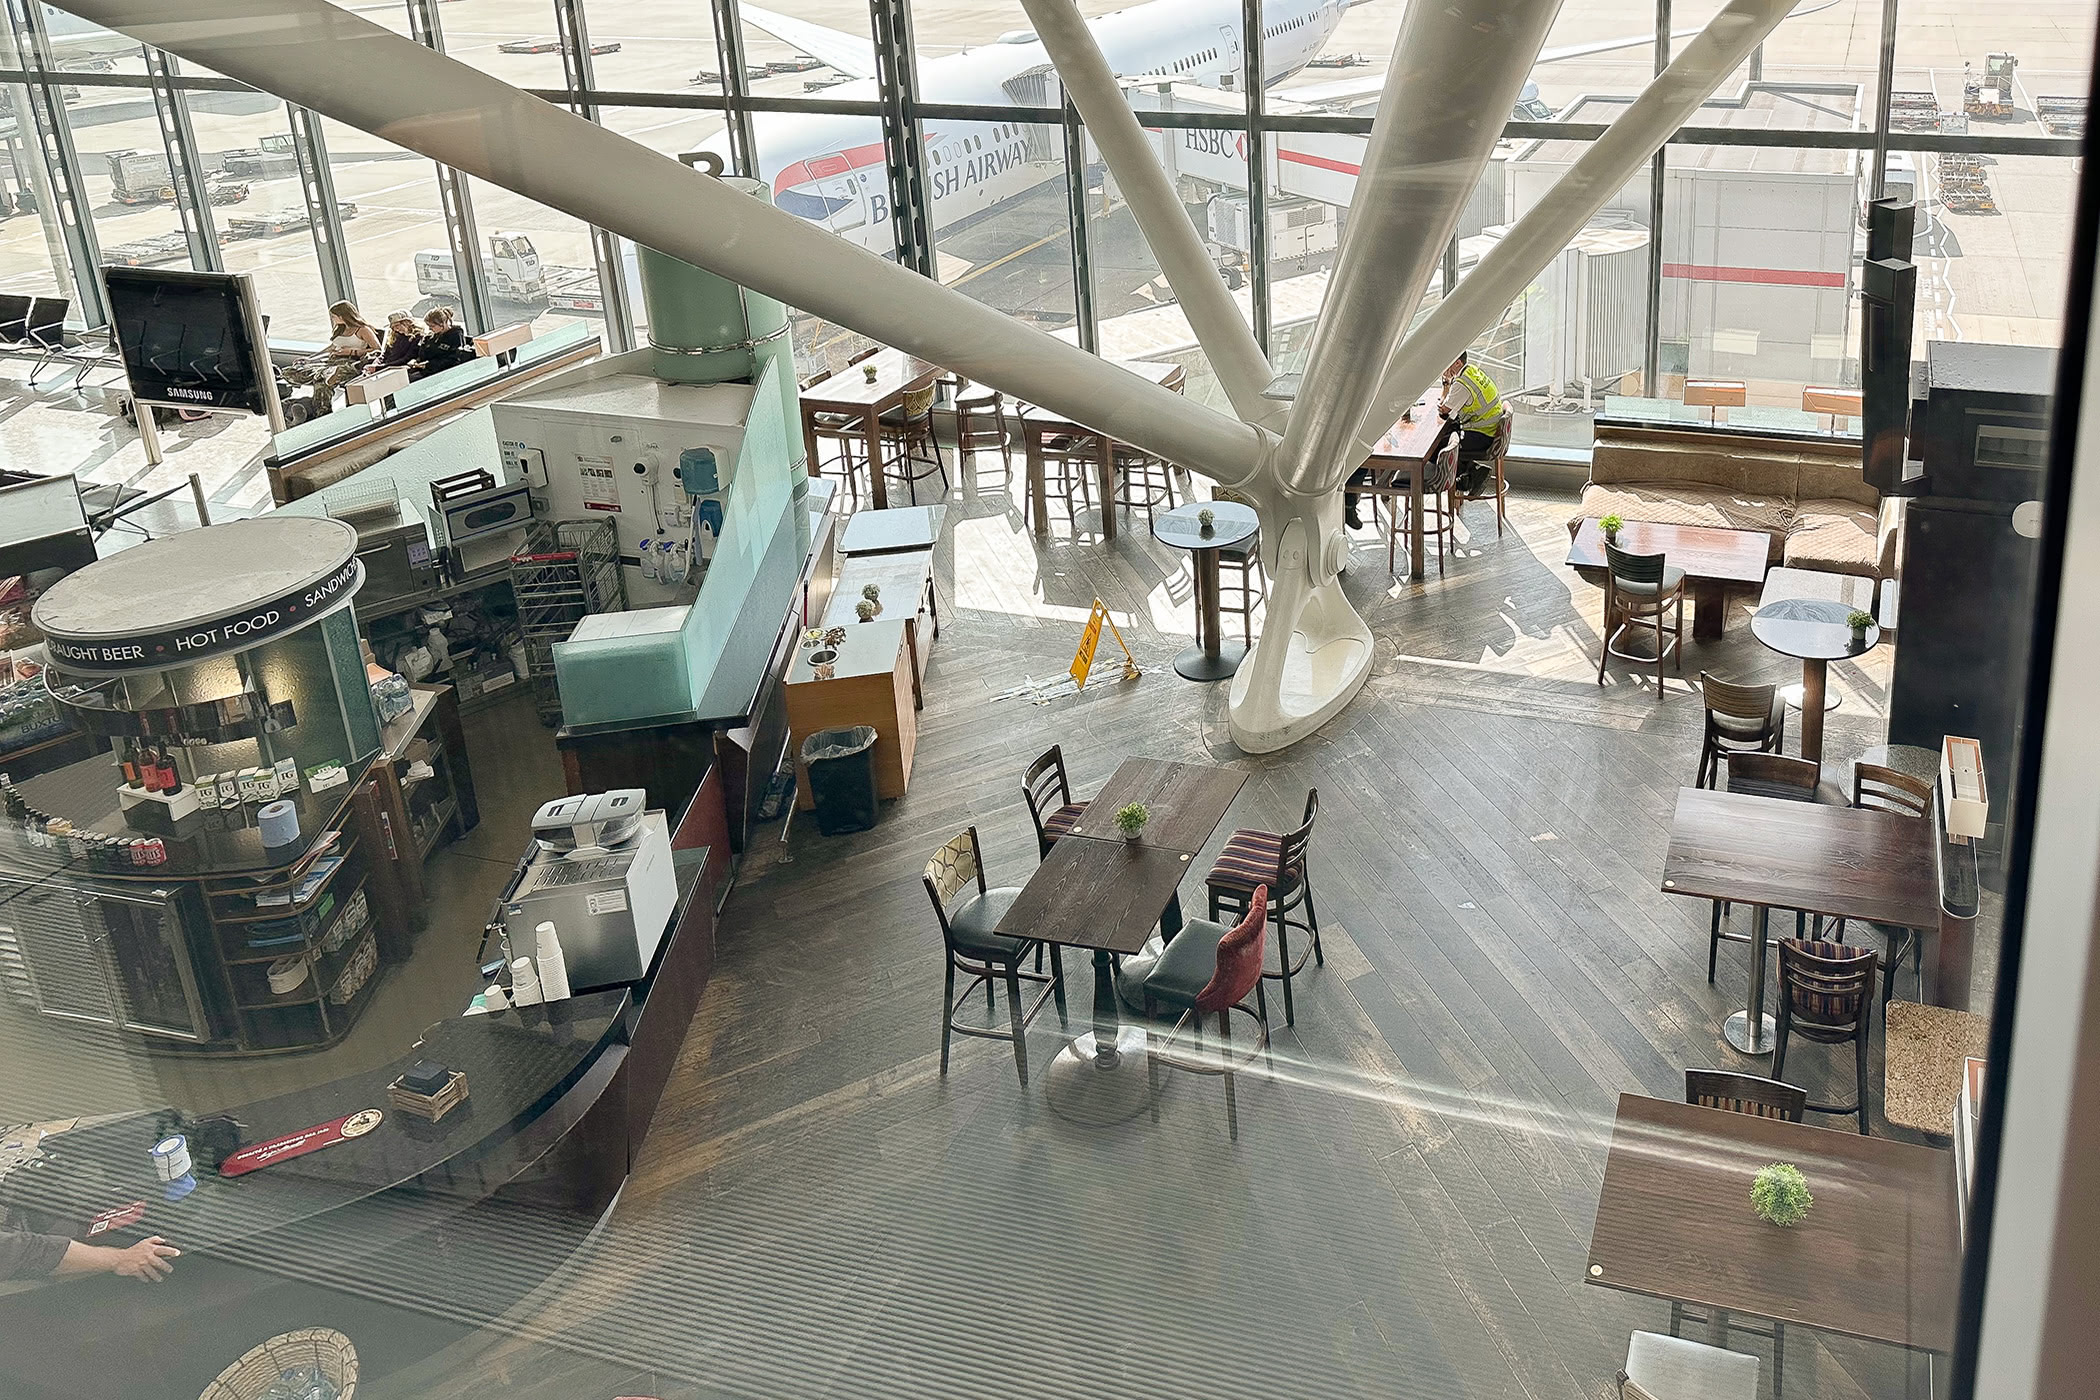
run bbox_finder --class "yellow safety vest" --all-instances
[1449,364,1502,431]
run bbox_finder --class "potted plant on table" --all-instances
[1113,802,1150,842]
[1847,608,1875,640]
[1198,507,1216,534]
[862,362,879,383]
[855,598,879,622]
[1750,1162,1813,1227]
[1599,513,1624,545]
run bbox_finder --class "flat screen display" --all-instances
[104,267,268,414]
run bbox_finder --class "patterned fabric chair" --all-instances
[1020,745,1089,859]
[1773,938,1879,1133]
[924,826,1065,1084]
[1618,1331,1759,1400]
[1136,884,1272,1141]
[1206,788,1322,1026]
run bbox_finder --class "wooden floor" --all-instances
[432,457,1969,1400]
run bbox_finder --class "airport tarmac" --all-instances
[0,0,2086,373]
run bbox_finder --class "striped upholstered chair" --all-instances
[1204,788,1322,1026]
[1772,937,1879,1133]
[1021,745,1090,860]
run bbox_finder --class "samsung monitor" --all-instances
[102,266,274,416]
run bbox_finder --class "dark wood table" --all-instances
[1566,518,1770,641]
[1019,359,1183,542]
[1751,596,1883,766]
[1357,397,1438,578]
[1588,1094,1960,1357]
[1661,787,1941,1055]
[800,348,943,511]
[1064,757,1247,851]
[996,756,1244,1124]
[1151,501,1260,682]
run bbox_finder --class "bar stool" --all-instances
[948,375,1012,488]
[1450,408,1512,537]
[1772,937,1879,1133]
[1112,443,1179,519]
[1133,884,1273,1141]
[1596,540,1685,689]
[1205,789,1322,1026]
[1035,429,1102,531]
[1209,487,1265,647]
[1387,437,1459,575]
[924,826,1066,1085]
[879,383,949,505]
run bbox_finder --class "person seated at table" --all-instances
[413,305,478,378]
[281,300,380,414]
[1436,351,1503,496]
[373,309,425,373]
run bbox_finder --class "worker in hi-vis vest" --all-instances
[1344,351,1505,529]
[1437,351,1503,497]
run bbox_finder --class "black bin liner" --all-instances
[801,725,880,835]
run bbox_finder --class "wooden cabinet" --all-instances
[785,618,917,810]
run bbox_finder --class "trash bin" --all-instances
[801,725,880,835]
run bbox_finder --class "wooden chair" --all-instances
[879,383,949,505]
[1598,541,1685,689]
[948,375,1012,488]
[924,827,1065,1084]
[1684,1068,1808,1121]
[1033,429,1102,532]
[1450,407,1512,537]
[1386,435,1459,575]
[1695,673,1786,788]
[1618,1332,1759,1400]
[1206,789,1322,1027]
[1832,763,1934,1002]
[1138,884,1272,1141]
[1773,937,1880,1133]
[1111,442,1179,519]
[1709,753,1826,984]
[1020,744,1089,859]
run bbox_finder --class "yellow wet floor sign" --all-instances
[1069,598,1141,689]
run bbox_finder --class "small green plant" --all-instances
[1599,513,1624,538]
[1198,507,1216,531]
[854,598,878,622]
[862,582,881,602]
[1113,802,1150,838]
[1751,1162,1813,1227]
[1847,609,1875,631]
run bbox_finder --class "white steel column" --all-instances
[1018,0,1277,432]
[71,0,1266,480]
[1275,0,1559,497]
[1354,0,1802,461]
[1223,0,1558,753]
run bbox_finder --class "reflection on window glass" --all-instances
[321,116,444,332]
[1897,143,2079,348]
[63,69,194,281]
[0,84,71,303]
[923,119,1073,335]
[584,0,719,93]
[183,94,329,341]
[464,175,604,335]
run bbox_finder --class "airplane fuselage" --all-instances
[719,0,1347,257]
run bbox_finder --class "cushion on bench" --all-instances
[1782,500,1881,577]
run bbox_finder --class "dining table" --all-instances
[1660,787,1942,1055]
[1019,359,1185,542]
[1357,395,1439,578]
[996,757,1245,1124]
[1749,596,1883,767]
[1588,1094,1960,1364]
[799,348,944,512]
[1151,500,1260,681]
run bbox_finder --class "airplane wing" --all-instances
[737,6,876,81]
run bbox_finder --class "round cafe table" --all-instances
[1749,597,1881,768]
[1151,500,1259,682]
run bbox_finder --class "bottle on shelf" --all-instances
[156,747,181,794]
[119,741,139,788]
[139,745,164,794]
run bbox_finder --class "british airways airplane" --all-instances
[718,0,1354,254]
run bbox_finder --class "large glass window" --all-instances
[427,0,566,87]
[586,0,720,94]
[0,82,70,302]
[321,115,445,329]
[62,53,195,280]
[183,94,328,340]
[464,174,604,334]
[1895,0,2096,142]
[738,1,875,103]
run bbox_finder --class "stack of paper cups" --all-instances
[534,922,571,1001]
[510,956,544,1007]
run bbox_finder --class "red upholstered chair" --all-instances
[1137,884,1272,1141]
[1205,788,1322,1025]
[1772,938,1879,1133]
[1020,744,1090,860]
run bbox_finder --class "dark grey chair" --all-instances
[924,826,1064,1084]
[1597,540,1685,689]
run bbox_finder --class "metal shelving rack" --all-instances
[510,518,623,726]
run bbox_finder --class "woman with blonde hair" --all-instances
[284,300,381,414]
